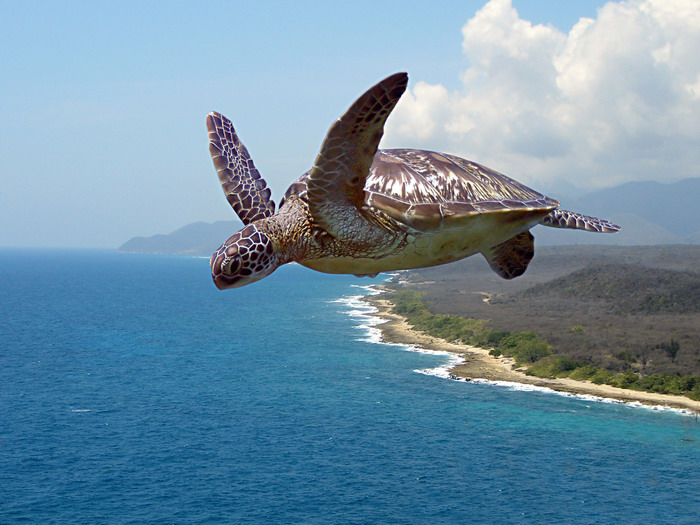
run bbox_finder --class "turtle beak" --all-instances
[213,274,240,290]
[213,274,229,290]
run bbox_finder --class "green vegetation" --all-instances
[525,356,584,377]
[497,332,552,365]
[392,291,490,345]
[387,290,700,401]
[391,290,551,366]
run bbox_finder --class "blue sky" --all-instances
[2,0,697,248]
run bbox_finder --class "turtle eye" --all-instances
[225,255,241,275]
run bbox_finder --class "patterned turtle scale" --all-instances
[206,113,275,225]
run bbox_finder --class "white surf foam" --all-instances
[332,281,467,367]
[437,375,697,416]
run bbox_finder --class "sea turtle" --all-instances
[207,72,619,290]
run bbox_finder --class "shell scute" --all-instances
[283,148,559,232]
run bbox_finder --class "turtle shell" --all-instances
[282,148,558,232]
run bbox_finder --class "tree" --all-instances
[658,339,680,363]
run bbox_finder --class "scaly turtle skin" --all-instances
[207,73,619,289]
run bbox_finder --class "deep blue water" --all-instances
[1,249,699,524]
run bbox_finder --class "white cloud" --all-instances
[384,0,700,189]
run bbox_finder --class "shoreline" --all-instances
[364,291,700,415]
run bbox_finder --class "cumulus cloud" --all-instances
[384,0,700,189]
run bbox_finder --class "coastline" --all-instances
[364,290,700,415]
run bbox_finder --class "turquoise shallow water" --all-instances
[1,249,699,524]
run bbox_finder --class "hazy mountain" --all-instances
[686,231,700,244]
[558,177,700,239]
[533,213,687,246]
[118,177,699,253]
[537,179,587,204]
[118,220,240,255]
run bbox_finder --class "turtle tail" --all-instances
[541,209,620,233]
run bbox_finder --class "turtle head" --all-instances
[210,224,279,289]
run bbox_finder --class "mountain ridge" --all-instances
[118,220,241,255]
[118,177,700,253]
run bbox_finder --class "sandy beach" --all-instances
[366,295,700,415]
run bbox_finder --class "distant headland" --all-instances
[118,220,241,256]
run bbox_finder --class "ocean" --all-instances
[1,249,699,524]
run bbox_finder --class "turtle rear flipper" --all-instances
[542,209,620,233]
[481,231,535,280]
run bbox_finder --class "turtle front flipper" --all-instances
[481,231,535,280]
[541,209,620,233]
[206,112,276,225]
[306,73,408,237]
